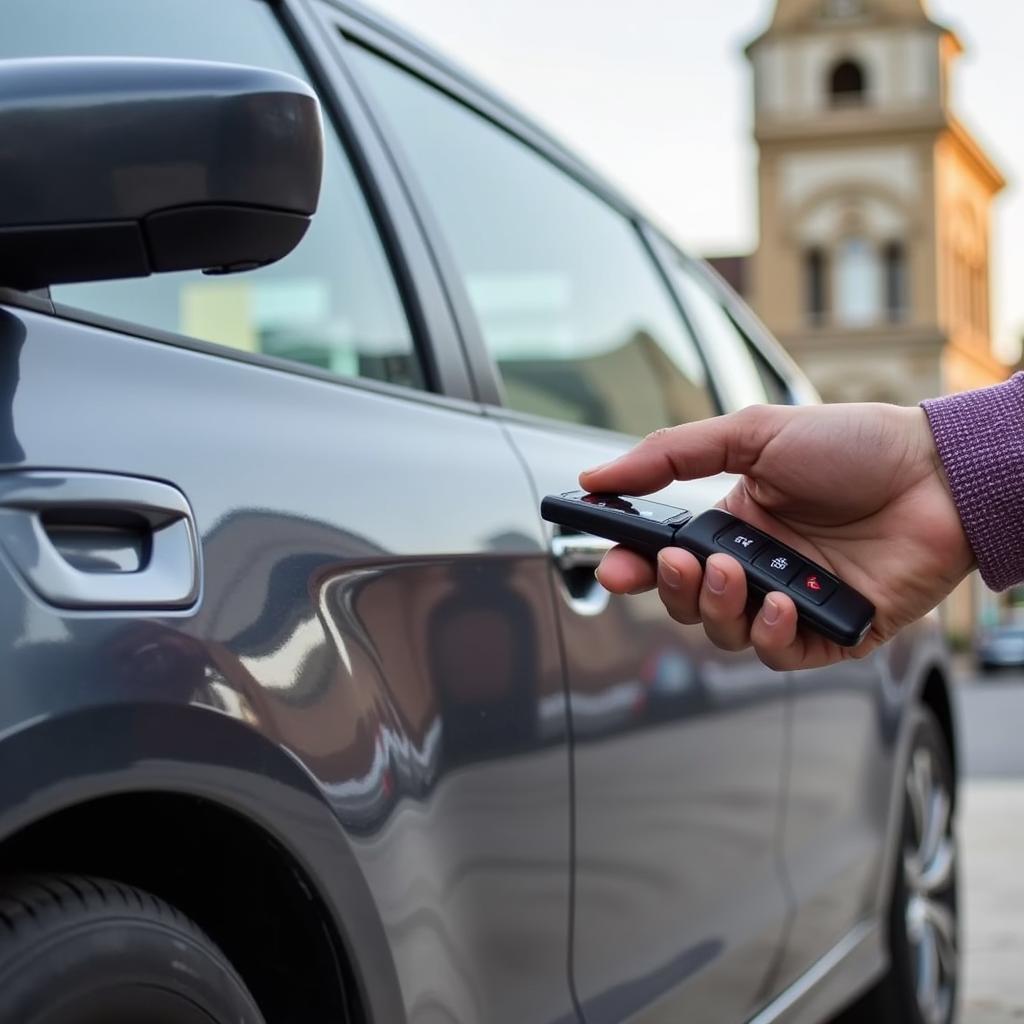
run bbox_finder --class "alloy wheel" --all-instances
[902,745,958,1024]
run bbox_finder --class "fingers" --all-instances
[697,554,751,651]
[596,546,853,672]
[595,546,656,594]
[578,406,779,496]
[657,548,703,624]
[749,592,804,669]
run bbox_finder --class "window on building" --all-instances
[350,46,716,437]
[829,59,867,105]
[835,237,882,326]
[804,247,828,325]
[883,241,907,322]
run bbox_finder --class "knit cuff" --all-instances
[922,373,1024,591]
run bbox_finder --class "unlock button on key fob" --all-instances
[753,547,803,585]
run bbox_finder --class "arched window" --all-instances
[829,59,866,105]
[835,237,881,326]
[883,241,907,322]
[804,247,828,325]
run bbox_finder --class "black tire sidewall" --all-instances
[0,891,263,1024]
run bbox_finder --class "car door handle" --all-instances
[550,532,615,616]
[550,532,616,571]
[0,470,201,610]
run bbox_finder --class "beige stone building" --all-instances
[712,0,1014,638]
[741,0,1007,407]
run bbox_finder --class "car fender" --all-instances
[0,700,406,1024]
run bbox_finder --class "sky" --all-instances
[367,0,1024,363]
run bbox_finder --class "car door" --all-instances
[1,3,575,1023]
[657,249,899,992]
[341,30,792,1023]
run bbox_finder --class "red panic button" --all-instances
[795,568,837,605]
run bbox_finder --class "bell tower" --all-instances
[745,0,1006,403]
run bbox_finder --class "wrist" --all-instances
[922,374,1024,591]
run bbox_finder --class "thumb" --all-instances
[578,406,780,495]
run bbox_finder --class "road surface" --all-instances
[957,668,1024,1023]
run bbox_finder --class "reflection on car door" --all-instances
[2,2,578,1021]
[344,43,793,1022]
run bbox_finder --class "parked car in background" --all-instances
[0,3,959,1024]
[977,624,1024,671]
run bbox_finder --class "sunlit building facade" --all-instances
[718,0,1012,637]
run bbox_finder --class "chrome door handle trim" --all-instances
[550,533,616,571]
[0,470,201,610]
[550,532,615,617]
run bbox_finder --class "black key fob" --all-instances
[540,491,874,648]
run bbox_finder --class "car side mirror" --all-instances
[0,57,324,291]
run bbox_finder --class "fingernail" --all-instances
[659,556,681,589]
[763,596,780,625]
[706,564,726,594]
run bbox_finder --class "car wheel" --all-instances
[0,874,264,1024]
[836,705,958,1024]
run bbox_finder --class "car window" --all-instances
[3,0,423,390]
[669,258,791,408]
[348,46,715,436]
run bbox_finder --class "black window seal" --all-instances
[273,0,455,397]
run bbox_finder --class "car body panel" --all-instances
[0,1,959,1022]
[503,421,792,1023]
[0,305,574,1024]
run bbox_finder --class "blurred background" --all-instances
[371,0,1024,653]
[365,1,1024,1019]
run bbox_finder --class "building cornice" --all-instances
[753,107,947,146]
[777,323,947,354]
[745,13,958,57]
[944,115,1007,193]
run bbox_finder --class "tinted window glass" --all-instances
[669,258,790,407]
[350,47,714,435]
[3,0,422,390]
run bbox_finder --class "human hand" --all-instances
[580,403,974,670]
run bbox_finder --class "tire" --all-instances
[0,874,265,1024]
[837,705,959,1024]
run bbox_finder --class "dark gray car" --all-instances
[0,3,959,1024]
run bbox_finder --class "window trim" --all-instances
[43,297,484,416]
[279,0,481,400]
[648,229,811,408]
[326,6,726,439]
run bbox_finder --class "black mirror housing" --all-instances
[0,57,324,290]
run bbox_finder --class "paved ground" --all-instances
[956,668,1024,1022]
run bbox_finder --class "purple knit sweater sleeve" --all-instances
[921,372,1024,591]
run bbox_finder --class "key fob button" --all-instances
[753,547,803,584]
[715,526,767,561]
[794,568,838,604]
